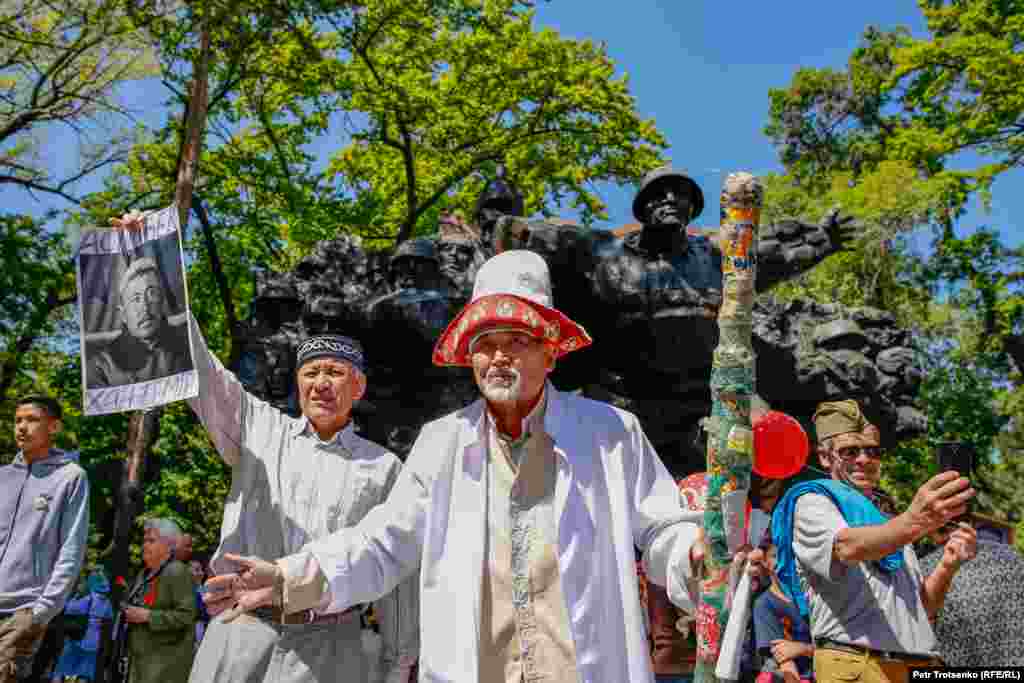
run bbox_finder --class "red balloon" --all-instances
[753,410,809,479]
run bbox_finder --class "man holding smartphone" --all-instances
[758,400,977,683]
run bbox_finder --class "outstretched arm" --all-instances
[209,464,431,618]
[755,209,859,291]
[205,421,444,617]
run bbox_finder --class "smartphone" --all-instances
[936,440,975,518]
[936,441,975,476]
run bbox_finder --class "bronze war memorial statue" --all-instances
[233,167,924,473]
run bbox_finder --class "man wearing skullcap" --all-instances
[89,257,192,387]
[109,214,418,683]
[765,399,978,681]
[213,250,707,683]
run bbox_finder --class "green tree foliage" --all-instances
[0,213,76,408]
[761,0,1024,529]
[325,0,665,244]
[0,0,161,202]
[110,0,665,261]
[893,0,1024,193]
[0,0,670,565]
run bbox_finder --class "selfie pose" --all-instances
[760,400,977,681]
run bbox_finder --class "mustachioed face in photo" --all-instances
[120,269,165,341]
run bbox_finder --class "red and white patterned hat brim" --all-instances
[432,293,592,367]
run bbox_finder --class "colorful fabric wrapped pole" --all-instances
[695,172,763,683]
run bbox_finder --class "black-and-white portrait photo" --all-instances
[77,206,198,415]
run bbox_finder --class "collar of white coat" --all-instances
[461,381,577,464]
[485,385,548,444]
[290,415,357,449]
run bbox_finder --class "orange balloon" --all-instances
[753,410,809,479]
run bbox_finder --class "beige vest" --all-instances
[479,409,579,683]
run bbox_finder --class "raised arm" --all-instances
[920,523,976,619]
[185,315,247,467]
[755,209,859,291]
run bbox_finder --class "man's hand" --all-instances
[770,639,812,665]
[690,528,706,580]
[123,606,151,624]
[201,577,238,617]
[110,211,147,231]
[821,208,860,251]
[940,522,978,570]
[223,553,280,590]
[219,586,276,623]
[902,470,974,541]
[203,554,281,622]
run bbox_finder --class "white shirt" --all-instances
[281,383,701,683]
[186,316,419,681]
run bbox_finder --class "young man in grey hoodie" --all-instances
[0,396,90,682]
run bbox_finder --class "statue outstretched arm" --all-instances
[754,208,859,291]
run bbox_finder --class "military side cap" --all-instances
[813,399,867,441]
[119,256,160,295]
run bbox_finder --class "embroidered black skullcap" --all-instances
[295,335,366,373]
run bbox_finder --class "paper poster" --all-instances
[77,206,197,415]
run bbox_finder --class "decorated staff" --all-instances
[696,172,763,682]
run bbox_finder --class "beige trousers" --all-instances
[814,646,941,683]
[0,610,47,683]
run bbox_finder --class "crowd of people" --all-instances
[3,209,1024,683]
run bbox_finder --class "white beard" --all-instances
[481,369,521,404]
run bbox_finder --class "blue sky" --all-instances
[5,1,1021,248]
[533,0,1024,247]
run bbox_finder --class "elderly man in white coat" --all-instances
[214,250,705,683]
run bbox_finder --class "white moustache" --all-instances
[482,368,521,403]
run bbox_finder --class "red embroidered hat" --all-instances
[432,250,591,367]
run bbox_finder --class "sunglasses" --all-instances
[834,445,882,461]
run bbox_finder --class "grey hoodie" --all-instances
[0,449,89,624]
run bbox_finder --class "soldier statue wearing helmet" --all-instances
[474,165,526,254]
[389,236,443,291]
[495,164,859,473]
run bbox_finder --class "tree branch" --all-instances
[191,195,240,362]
